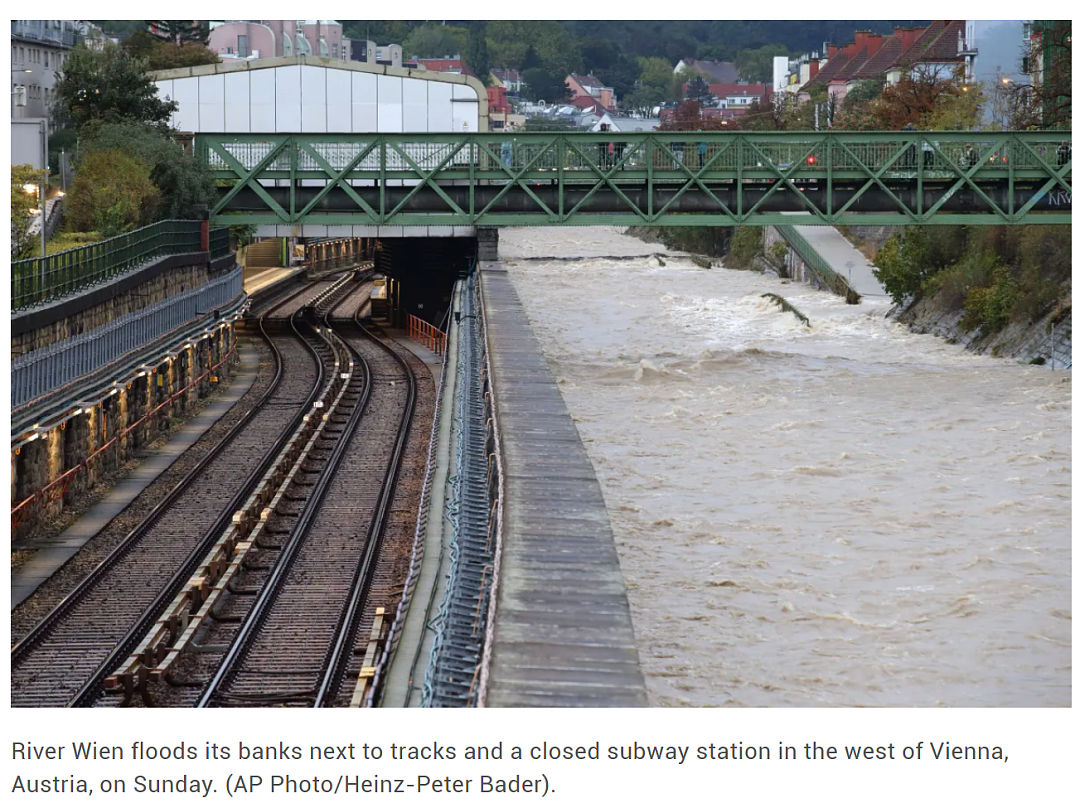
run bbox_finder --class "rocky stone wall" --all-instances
[11,325,239,539]
[12,263,218,357]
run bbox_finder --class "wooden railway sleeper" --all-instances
[104,331,357,702]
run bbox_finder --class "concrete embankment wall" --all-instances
[12,251,236,357]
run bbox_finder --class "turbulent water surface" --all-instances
[499,227,1071,708]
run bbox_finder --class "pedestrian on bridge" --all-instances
[501,125,515,168]
[697,130,708,169]
[1058,141,1071,167]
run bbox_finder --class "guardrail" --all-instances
[775,225,860,304]
[12,220,233,311]
[12,266,244,410]
[407,313,447,357]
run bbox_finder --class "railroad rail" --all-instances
[195,279,418,707]
[11,284,328,708]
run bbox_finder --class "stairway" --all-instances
[244,238,283,268]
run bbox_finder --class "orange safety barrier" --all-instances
[11,343,237,532]
[407,313,447,358]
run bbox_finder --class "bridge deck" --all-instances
[479,263,648,707]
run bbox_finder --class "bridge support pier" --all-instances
[477,227,499,264]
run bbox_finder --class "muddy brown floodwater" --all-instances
[500,227,1071,708]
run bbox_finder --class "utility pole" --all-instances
[40,117,49,261]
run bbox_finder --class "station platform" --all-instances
[478,264,648,707]
[243,266,302,297]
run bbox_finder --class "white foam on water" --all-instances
[502,226,1072,708]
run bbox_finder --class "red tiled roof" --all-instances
[417,58,475,77]
[570,73,607,89]
[708,82,770,97]
[801,50,851,91]
[569,94,614,114]
[894,20,965,68]
[853,35,904,80]
[492,68,522,82]
[914,20,965,62]
[831,48,869,82]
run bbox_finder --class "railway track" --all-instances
[10,287,330,708]
[195,280,418,707]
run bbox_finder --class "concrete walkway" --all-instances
[382,301,459,708]
[11,345,260,610]
[792,222,889,299]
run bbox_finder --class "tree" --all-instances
[11,165,49,258]
[464,21,491,83]
[148,20,209,47]
[342,20,412,45]
[871,68,969,130]
[522,68,569,103]
[658,100,734,131]
[734,45,790,83]
[78,121,215,219]
[685,75,713,102]
[486,21,581,78]
[54,43,178,130]
[403,23,467,59]
[66,149,158,235]
[1027,20,1071,128]
[922,82,986,130]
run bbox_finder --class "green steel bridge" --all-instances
[197,130,1072,228]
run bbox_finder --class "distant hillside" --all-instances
[557,20,929,62]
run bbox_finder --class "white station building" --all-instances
[150,56,489,237]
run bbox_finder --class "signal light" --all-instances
[807,155,817,165]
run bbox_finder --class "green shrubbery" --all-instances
[873,225,1071,334]
[725,226,764,270]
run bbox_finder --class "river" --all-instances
[499,226,1071,708]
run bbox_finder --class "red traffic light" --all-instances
[807,155,817,165]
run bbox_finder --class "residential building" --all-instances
[566,73,616,111]
[568,94,615,117]
[708,82,772,108]
[794,21,977,107]
[486,85,525,130]
[208,20,345,60]
[674,58,740,83]
[490,68,524,94]
[416,57,475,78]
[590,113,660,132]
[10,20,82,120]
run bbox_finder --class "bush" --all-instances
[67,149,158,235]
[726,226,763,270]
[962,265,1019,332]
[923,248,1000,311]
[78,121,215,219]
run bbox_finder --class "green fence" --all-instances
[775,225,860,304]
[12,221,232,311]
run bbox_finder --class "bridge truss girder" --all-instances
[197,131,1072,227]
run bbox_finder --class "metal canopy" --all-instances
[197,131,1072,227]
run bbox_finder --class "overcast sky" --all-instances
[973,20,1025,81]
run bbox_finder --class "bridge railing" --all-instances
[198,131,1072,175]
[12,220,234,311]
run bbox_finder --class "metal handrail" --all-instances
[407,313,447,357]
[12,220,210,311]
